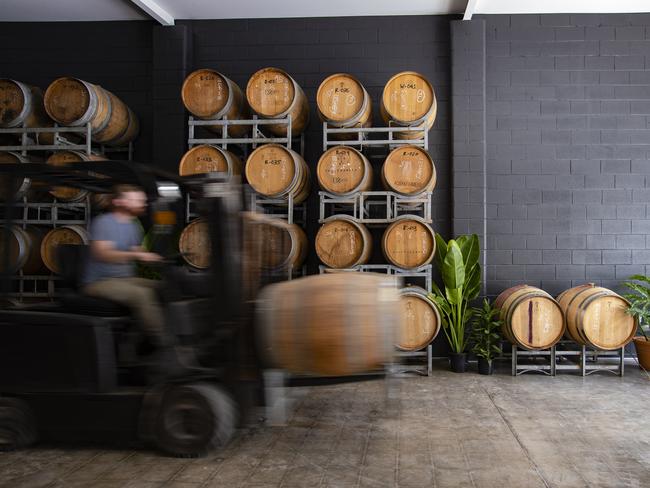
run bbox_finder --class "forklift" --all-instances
[0,160,258,457]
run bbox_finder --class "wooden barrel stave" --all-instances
[315,215,371,269]
[381,216,435,269]
[317,146,372,195]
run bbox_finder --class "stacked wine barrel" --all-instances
[315,71,440,353]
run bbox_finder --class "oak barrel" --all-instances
[317,73,371,139]
[382,145,436,195]
[44,77,139,145]
[380,71,437,139]
[315,215,372,269]
[46,151,106,201]
[0,79,54,145]
[256,273,400,376]
[397,286,441,351]
[245,144,310,203]
[0,152,32,200]
[41,225,88,274]
[179,145,242,178]
[181,69,250,138]
[382,216,435,269]
[179,219,210,270]
[495,285,565,350]
[0,226,45,274]
[557,284,636,350]
[317,146,372,195]
[250,214,307,271]
[246,68,309,136]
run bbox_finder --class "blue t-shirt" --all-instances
[82,213,142,285]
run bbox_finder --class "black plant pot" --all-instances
[478,357,494,375]
[449,353,467,373]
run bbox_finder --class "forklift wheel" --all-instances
[154,383,236,457]
[0,398,37,451]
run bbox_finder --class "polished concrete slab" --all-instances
[2,361,649,488]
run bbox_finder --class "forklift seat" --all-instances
[57,245,130,317]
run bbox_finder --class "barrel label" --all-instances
[199,75,216,81]
[402,151,419,156]
[402,225,417,231]
[265,159,282,165]
[400,83,417,89]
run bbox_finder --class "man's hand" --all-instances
[135,251,163,263]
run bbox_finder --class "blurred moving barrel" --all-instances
[382,145,436,195]
[557,284,636,350]
[179,145,242,179]
[316,215,371,269]
[0,79,54,144]
[380,71,436,139]
[245,144,310,202]
[397,286,441,351]
[181,69,250,138]
[317,73,371,139]
[495,285,565,350]
[41,225,88,274]
[46,151,106,201]
[256,273,400,376]
[246,68,309,136]
[0,225,45,274]
[382,216,435,269]
[179,218,210,269]
[317,146,372,195]
[44,77,139,146]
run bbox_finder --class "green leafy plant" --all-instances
[622,274,650,340]
[470,298,503,362]
[427,234,481,354]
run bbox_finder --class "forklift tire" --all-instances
[0,398,37,452]
[154,383,236,457]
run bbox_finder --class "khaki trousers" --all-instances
[83,277,168,347]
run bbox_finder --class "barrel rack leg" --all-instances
[263,369,289,426]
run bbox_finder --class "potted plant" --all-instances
[470,298,502,375]
[428,234,481,373]
[622,274,650,370]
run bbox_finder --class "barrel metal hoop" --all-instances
[5,80,32,128]
[94,92,113,136]
[212,75,234,120]
[564,286,597,341]
[73,79,99,127]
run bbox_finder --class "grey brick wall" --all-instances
[481,14,650,296]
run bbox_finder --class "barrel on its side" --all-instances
[382,216,436,269]
[179,219,210,270]
[248,214,307,271]
[315,215,372,269]
[317,73,371,139]
[380,71,437,139]
[557,284,636,350]
[181,69,250,138]
[179,145,242,178]
[245,144,310,203]
[41,225,88,274]
[495,285,565,350]
[44,77,139,145]
[46,151,106,201]
[397,286,441,351]
[256,273,400,376]
[0,79,54,144]
[246,68,309,136]
[382,145,436,196]
[0,152,32,200]
[317,146,372,195]
[0,226,45,274]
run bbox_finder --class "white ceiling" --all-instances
[0,0,648,23]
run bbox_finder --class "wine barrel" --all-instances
[179,219,210,270]
[380,71,437,139]
[315,215,372,269]
[495,285,565,350]
[249,214,307,271]
[0,79,54,145]
[44,77,139,145]
[382,145,436,196]
[181,69,250,138]
[46,151,106,201]
[0,152,31,200]
[317,146,372,196]
[246,68,309,136]
[41,225,88,274]
[0,226,45,274]
[397,286,441,351]
[245,144,310,203]
[382,216,435,269]
[557,284,636,350]
[317,73,371,139]
[179,145,242,178]
[256,272,400,376]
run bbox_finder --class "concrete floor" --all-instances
[2,361,650,488]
